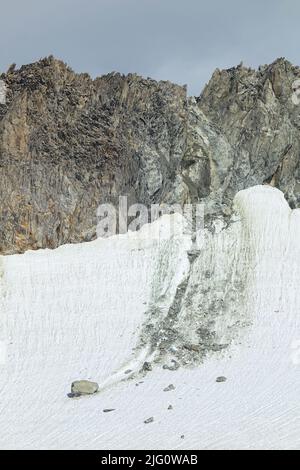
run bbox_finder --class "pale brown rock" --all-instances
[71,380,99,395]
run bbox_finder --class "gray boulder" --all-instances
[71,380,99,396]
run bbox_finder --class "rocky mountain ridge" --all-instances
[0,56,299,254]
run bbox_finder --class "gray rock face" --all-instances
[71,380,99,395]
[0,57,188,253]
[0,56,299,254]
[198,58,300,212]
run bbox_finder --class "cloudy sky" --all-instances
[0,0,299,95]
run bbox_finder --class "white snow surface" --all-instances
[0,185,300,449]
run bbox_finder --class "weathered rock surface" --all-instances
[70,380,99,396]
[0,56,299,254]
[198,58,300,211]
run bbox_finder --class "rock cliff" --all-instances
[0,56,299,253]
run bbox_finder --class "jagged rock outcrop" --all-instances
[198,58,300,209]
[0,57,188,253]
[0,56,299,254]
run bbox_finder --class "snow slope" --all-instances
[0,185,300,449]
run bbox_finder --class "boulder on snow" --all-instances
[70,380,99,396]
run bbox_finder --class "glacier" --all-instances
[0,185,300,449]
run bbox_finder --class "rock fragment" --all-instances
[144,417,154,424]
[183,343,201,352]
[142,362,152,372]
[216,376,227,382]
[163,384,175,392]
[70,380,99,396]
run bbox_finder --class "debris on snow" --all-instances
[142,362,152,372]
[216,376,227,383]
[163,384,175,392]
[70,380,99,396]
[163,359,180,371]
[144,417,154,424]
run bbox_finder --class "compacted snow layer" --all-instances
[0,185,300,449]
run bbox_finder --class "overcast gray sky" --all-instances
[0,0,299,95]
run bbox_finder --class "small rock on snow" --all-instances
[142,362,152,371]
[216,376,227,382]
[163,384,175,392]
